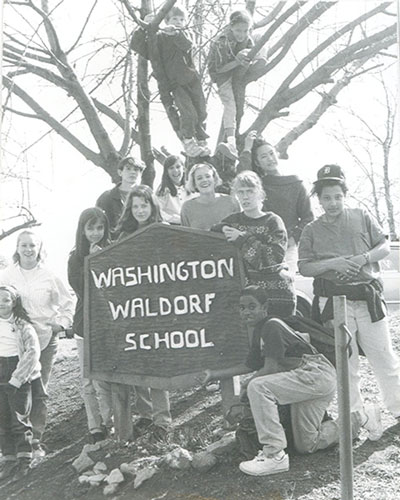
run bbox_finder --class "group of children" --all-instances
[1,3,400,484]
[1,153,399,481]
[131,5,266,160]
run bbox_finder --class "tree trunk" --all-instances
[382,146,397,240]
[137,0,155,187]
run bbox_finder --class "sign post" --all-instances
[333,295,354,500]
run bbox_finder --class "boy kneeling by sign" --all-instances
[201,286,343,476]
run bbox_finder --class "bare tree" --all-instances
[2,0,397,186]
[0,207,41,241]
[331,75,398,240]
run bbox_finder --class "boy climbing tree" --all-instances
[207,9,267,160]
[131,4,210,158]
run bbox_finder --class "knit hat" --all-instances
[314,164,345,184]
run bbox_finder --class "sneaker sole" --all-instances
[216,143,238,161]
[239,463,289,476]
[367,432,383,442]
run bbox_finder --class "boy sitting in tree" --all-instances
[208,10,262,161]
[132,4,210,158]
[201,286,342,476]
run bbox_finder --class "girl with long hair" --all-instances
[116,185,171,441]
[116,185,162,239]
[68,208,114,443]
[156,155,189,225]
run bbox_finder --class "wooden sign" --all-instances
[84,223,247,389]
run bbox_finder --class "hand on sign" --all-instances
[90,243,102,254]
[222,226,244,242]
[196,369,213,386]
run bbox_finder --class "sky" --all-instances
[1,0,399,279]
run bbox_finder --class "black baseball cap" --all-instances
[314,164,345,184]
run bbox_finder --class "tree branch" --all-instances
[0,220,41,241]
[66,0,99,54]
[3,75,102,166]
[253,1,286,30]
[4,56,70,89]
[247,23,395,134]
[148,0,178,30]
[3,31,50,55]
[28,0,65,59]
[275,59,366,158]
[3,106,42,119]
[93,97,165,166]
[285,25,396,104]
[244,1,335,86]
[275,1,392,94]
[120,0,145,27]
[3,42,54,63]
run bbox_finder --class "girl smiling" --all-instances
[181,162,239,230]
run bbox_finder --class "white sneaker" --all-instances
[197,140,211,157]
[362,403,383,441]
[182,138,202,157]
[239,450,289,476]
[216,141,238,161]
[205,381,220,392]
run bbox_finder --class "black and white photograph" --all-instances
[0,1,399,498]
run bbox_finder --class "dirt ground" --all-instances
[1,314,400,500]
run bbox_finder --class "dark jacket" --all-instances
[262,175,314,243]
[67,250,84,337]
[158,31,199,88]
[131,27,199,89]
[96,185,124,239]
[238,151,314,242]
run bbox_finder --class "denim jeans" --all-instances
[76,336,113,433]
[172,78,208,140]
[0,356,33,459]
[247,354,338,455]
[31,333,58,441]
